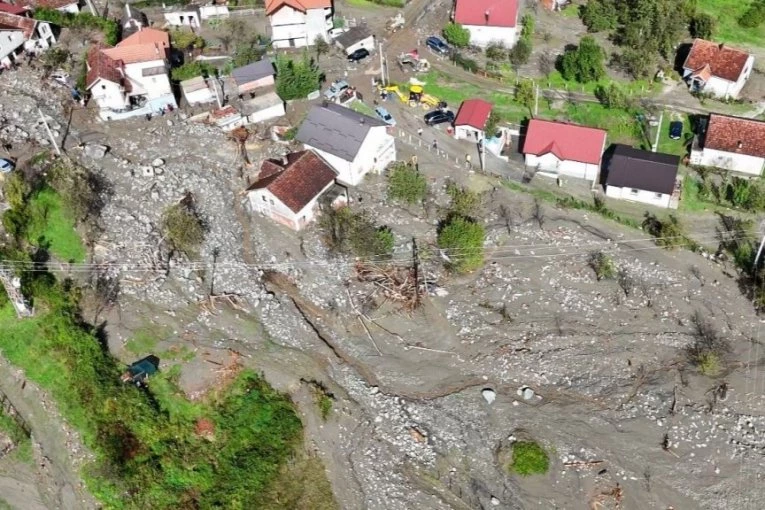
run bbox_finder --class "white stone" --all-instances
[482,388,496,404]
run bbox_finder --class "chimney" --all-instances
[719,43,725,50]
[738,140,743,149]
[359,117,365,125]
[485,10,490,23]
[281,154,289,166]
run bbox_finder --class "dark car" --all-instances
[347,48,370,63]
[424,109,455,126]
[426,36,450,56]
[669,121,683,140]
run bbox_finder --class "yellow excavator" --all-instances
[377,83,441,108]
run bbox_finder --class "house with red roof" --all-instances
[0,9,55,57]
[690,114,765,176]
[246,150,339,230]
[453,0,519,49]
[86,28,176,121]
[266,0,333,49]
[682,39,754,99]
[453,99,493,141]
[6,0,80,14]
[523,119,607,182]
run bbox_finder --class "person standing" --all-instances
[465,153,472,169]
[432,139,438,151]
[417,127,423,137]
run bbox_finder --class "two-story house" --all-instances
[296,102,396,186]
[453,0,519,49]
[690,114,765,175]
[0,9,55,54]
[682,38,754,99]
[0,5,26,67]
[86,28,177,120]
[266,0,332,49]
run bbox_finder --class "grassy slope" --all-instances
[27,188,86,262]
[697,0,765,47]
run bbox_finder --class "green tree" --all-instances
[739,1,765,28]
[437,215,485,273]
[520,13,536,39]
[387,162,427,205]
[2,172,30,210]
[580,0,619,32]
[275,54,320,100]
[642,212,686,249]
[559,36,605,83]
[446,183,482,218]
[690,13,715,39]
[484,109,502,136]
[171,29,205,50]
[171,61,213,81]
[514,80,535,115]
[232,43,266,68]
[485,44,507,61]
[318,207,394,258]
[161,202,206,258]
[588,251,616,280]
[594,83,629,109]
[314,35,330,61]
[508,38,532,66]
[443,22,470,48]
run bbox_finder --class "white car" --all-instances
[50,70,70,86]
[0,158,15,173]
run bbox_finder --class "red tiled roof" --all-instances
[248,150,337,213]
[0,3,28,15]
[703,114,765,159]
[0,10,35,37]
[523,119,606,165]
[265,0,331,15]
[454,99,492,130]
[103,43,165,64]
[683,38,751,83]
[86,44,128,90]
[11,0,78,10]
[118,27,169,49]
[454,0,518,28]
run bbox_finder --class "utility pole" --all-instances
[754,221,765,269]
[85,0,97,16]
[534,82,539,117]
[38,109,60,156]
[412,237,420,307]
[651,111,663,152]
[209,77,222,109]
[379,42,386,86]
[478,138,485,172]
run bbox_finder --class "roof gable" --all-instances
[0,10,35,37]
[232,58,275,85]
[605,144,679,194]
[119,27,170,49]
[296,103,387,162]
[683,38,751,83]
[86,44,128,90]
[102,43,166,64]
[523,119,607,165]
[454,99,492,130]
[248,150,337,213]
[0,3,28,15]
[703,114,765,159]
[265,0,331,15]
[454,0,518,28]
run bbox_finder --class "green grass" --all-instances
[27,188,86,262]
[0,409,32,463]
[542,70,658,97]
[349,99,376,117]
[124,330,160,356]
[656,114,693,156]
[0,278,307,509]
[680,174,713,212]
[509,441,550,476]
[564,102,642,145]
[697,0,765,47]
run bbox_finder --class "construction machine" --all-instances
[397,49,431,73]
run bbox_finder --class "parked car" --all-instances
[347,48,370,63]
[375,106,396,126]
[669,120,683,140]
[424,109,455,126]
[426,36,450,56]
[324,80,349,100]
[0,158,15,173]
[50,70,70,86]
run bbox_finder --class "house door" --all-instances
[289,38,296,48]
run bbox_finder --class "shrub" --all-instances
[170,29,205,50]
[559,36,605,83]
[275,53,320,100]
[161,202,206,258]
[739,1,765,28]
[453,52,479,72]
[594,83,630,109]
[485,44,507,61]
[437,215,485,273]
[319,207,394,258]
[443,22,470,48]
[508,38,532,66]
[34,8,118,45]
[387,162,427,205]
[510,441,549,476]
[588,251,616,280]
[580,0,618,32]
[171,61,213,81]
[690,13,715,39]
[686,311,730,376]
[642,213,687,249]
[446,183,482,218]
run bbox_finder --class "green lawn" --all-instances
[656,113,693,156]
[27,188,86,262]
[679,173,714,212]
[543,70,659,97]
[564,102,642,145]
[697,0,765,47]
[349,99,376,117]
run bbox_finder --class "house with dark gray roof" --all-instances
[232,58,276,95]
[296,102,396,186]
[604,145,680,209]
[334,25,374,56]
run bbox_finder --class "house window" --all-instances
[655,192,663,199]
[269,199,274,205]
[101,85,106,90]
[629,189,639,195]
[262,195,266,201]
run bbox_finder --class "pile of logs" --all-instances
[355,262,423,311]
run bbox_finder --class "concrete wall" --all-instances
[200,5,229,20]
[0,30,25,65]
[455,125,483,141]
[464,24,517,49]
[164,11,200,28]
[247,102,285,124]
[691,147,765,175]
[606,185,672,209]
[184,87,214,106]
[525,153,599,181]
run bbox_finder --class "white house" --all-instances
[682,38,754,99]
[334,25,374,56]
[604,145,680,209]
[199,5,229,20]
[242,91,285,124]
[164,8,201,28]
[266,0,333,49]
[453,98,492,141]
[523,119,607,182]
[690,114,765,175]
[121,4,148,39]
[181,76,215,106]
[296,102,396,186]
[0,11,55,53]
[246,150,337,231]
[12,0,79,14]
[0,29,25,67]
[453,0,519,49]
[86,28,177,120]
